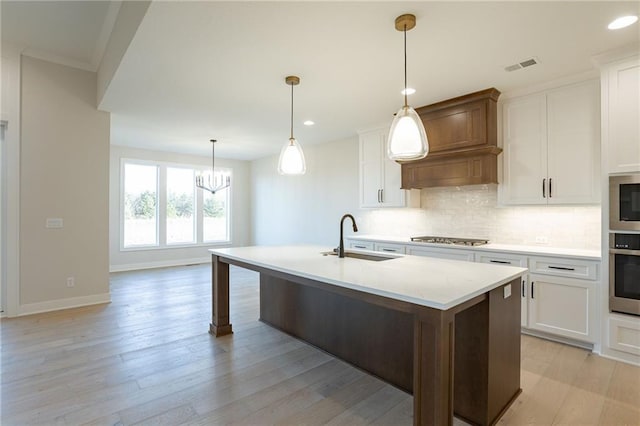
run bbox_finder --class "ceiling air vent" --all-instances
[504,57,540,72]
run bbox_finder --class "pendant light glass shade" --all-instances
[388,105,428,160]
[387,13,429,161]
[278,75,307,175]
[278,137,306,175]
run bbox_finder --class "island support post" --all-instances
[209,254,232,336]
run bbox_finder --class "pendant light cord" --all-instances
[211,139,215,173]
[290,83,294,142]
[403,24,408,108]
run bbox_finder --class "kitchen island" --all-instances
[209,246,527,426]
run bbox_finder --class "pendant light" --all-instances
[387,14,429,161]
[278,75,307,175]
[195,139,230,194]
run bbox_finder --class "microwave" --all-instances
[610,174,640,231]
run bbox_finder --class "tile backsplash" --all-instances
[359,184,601,250]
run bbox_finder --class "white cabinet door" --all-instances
[502,94,548,204]
[359,128,405,208]
[528,274,597,342]
[546,80,600,204]
[360,131,385,207]
[501,80,600,205]
[606,57,640,173]
[521,276,529,328]
[382,152,404,206]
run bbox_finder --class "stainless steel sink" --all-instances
[321,250,394,262]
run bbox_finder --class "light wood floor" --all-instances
[1,264,639,425]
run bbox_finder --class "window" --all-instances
[123,163,158,247]
[121,159,231,249]
[203,170,231,242]
[167,167,195,244]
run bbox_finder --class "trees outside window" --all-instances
[167,167,195,244]
[123,163,158,247]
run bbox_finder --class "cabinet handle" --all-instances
[542,179,546,198]
[382,248,396,252]
[490,260,511,264]
[522,280,525,298]
[377,189,382,203]
[549,178,553,198]
[531,281,535,299]
[548,265,575,271]
[381,189,384,203]
[354,245,367,249]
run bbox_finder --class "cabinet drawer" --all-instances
[609,315,640,356]
[529,256,598,281]
[348,241,374,251]
[407,246,475,262]
[374,242,406,254]
[476,252,527,267]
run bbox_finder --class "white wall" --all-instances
[252,136,360,246]
[20,56,110,313]
[1,43,22,316]
[109,145,251,271]
[252,137,601,251]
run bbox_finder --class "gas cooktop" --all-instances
[410,236,489,246]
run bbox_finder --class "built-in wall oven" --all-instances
[610,174,640,231]
[609,233,640,316]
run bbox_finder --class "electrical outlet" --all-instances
[503,284,512,299]
[46,218,63,228]
[535,236,549,244]
[66,277,75,288]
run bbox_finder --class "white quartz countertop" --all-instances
[210,245,527,311]
[348,235,601,260]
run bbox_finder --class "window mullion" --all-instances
[158,165,167,247]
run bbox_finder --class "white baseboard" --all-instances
[18,293,111,317]
[109,257,210,273]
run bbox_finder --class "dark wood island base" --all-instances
[210,254,522,426]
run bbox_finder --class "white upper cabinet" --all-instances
[502,94,548,204]
[359,128,405,208]
[501,79,601,205]
[602,56,640,173]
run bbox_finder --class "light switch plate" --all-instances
[503,284,512,299]
[46,218,63,228]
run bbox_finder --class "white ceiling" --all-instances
[2,1,640,160]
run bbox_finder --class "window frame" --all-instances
[120,158,232,252]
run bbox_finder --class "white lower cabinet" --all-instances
[407,246,475,262]
[347,238,601,343]
[608,315,640,356]
[528,274,597,342]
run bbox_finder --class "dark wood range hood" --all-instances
[400,88,501,189]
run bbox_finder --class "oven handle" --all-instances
[609,248,640,256]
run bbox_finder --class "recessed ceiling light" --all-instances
[303,120,315,126]
[608,15,638,30]
[401,88,416,95]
